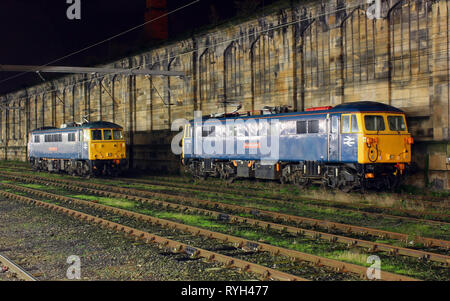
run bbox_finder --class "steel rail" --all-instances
[117,177,450,225]
[140,175,450,210]
[0,186,420,281]
[4,182,449,265]
[0,254,37,281]
[0,189,306,282]
[2,171,447,250]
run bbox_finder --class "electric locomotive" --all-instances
[28,121,127,176]
[181,101,413,191]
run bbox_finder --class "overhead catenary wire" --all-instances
[0,0,370,102]
[0,0,449,116]
[0,0,201,86]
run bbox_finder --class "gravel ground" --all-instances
[0,197,258,281]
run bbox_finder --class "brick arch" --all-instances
[88,78,102,121]
[341,7,377,84]
[251,34,275,107]
[223,41,243,106]
[301,17,332,108]
[199,48,218,109]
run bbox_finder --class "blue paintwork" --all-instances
[183,101,401,163]
[28,129,86,160]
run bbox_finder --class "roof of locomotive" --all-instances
[329,101,404,113]
[193,101,404,124]
[30,121,123,133]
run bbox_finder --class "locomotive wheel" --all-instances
[294,177,309,189]
[280,175,289,185]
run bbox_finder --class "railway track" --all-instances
[115,177,450,225]
[0,189,307,281]
[0,187,420,281]
[0,254,37,281]
[2,164,448,219]
[2,171,447,250]
[136,174,450,209]
[3,181,450,265]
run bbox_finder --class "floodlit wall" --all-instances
[1,0,449,189]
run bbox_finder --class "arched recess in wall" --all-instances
[112,75,124,126]
[73,83,82,124]
[17,99,22,140]
[341,8,376,84]
[251,34,275,108]
[388,0,430,82]
[101,76,114,123]
[388,0,431,111]
[89,79,102,122]
[150,61,168,130]
[54,88,64,127]
[199,48,218,111]
[11,101,16,140]
[38,93,45,128]
[302,18,331,108]
[31,96,37,129]
[64,85,74,123]
[294,19,314,112]
[0,106,2,143]
[224,41,243,110]
[168,56,185,122]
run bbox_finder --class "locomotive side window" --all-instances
[104,130,113,140]
[351,115,359,133]
[225,124,235,137]
[296,120,307,134]
[307,120,319,134]
[364,115,385,131]
[387,116,406,131]
[34,135,40,143]
[68,133,76,142]
[184,125,192,138]
[342,114,359,133]
[113,130,123,140]
[202,126,215,137]
[236,123,246,137]
[342,115,350,133]
[258,121,270,136]
[331,116,339,133]
[44,134,62,142]
[280,121,296,135]
[91,130,102,140]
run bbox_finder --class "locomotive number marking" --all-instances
[244,142,260,149]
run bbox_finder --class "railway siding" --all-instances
[2,182,449,266]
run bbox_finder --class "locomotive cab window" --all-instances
[113,129,123,140]
[387,116,406,132]
[103,130,113,140]
[91,129,102,140]
[364,115,385,131]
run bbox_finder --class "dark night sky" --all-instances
[0,0,275,95]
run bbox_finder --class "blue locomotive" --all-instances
[28,121,127,176]
[181,101,413,191]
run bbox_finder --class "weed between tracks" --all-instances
[2,181,448,280]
